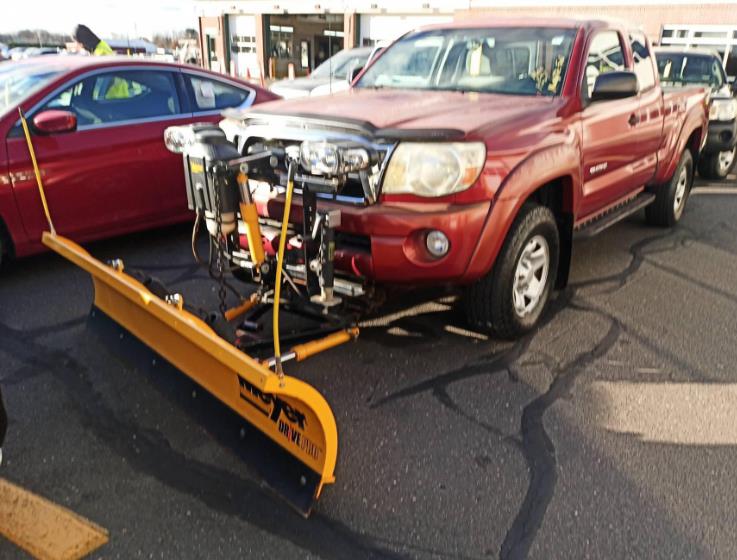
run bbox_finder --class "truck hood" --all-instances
[249,88,558,137]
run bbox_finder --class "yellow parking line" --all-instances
[0,478,109,560]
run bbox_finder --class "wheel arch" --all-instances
[685,126,703,168]
[525,177,575,288]
[464,170,577,288]
[464,133,582,282]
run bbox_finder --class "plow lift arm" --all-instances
[21,110,360,516]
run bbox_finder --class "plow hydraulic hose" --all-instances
[18,109,55,235]
[273,162,296,377]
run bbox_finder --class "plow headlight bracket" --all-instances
[299,141,371,176]
[382,142,486,197]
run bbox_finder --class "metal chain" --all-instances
[213,174,227,315]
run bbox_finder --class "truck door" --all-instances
[628,31,663,189]
[579,30,641,217]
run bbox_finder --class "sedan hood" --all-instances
[250,88,558,137]
[270,77,334,95]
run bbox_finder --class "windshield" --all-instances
[311,50,369,80]
[0,63,63,115]
[655,53,726,89]
[356,27,577,96]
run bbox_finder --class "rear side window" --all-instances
[584,31,625,99]
[185,75,252,112]
[42,70,180,126]
[629,31,656,91]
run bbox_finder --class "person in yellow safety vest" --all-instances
[72,24,129,99]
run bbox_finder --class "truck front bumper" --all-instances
[704,119,737,153]
[255,196,492,285]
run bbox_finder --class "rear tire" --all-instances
[464,203,559,339]
[646,150,693,228]
[697,146,736,180]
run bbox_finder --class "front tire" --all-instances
[464,203,559,339]
[646,150,693,228]
[697,146,736,180]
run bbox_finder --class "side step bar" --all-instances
[573,192,655,240]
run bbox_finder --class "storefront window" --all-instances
[269,25,294,59]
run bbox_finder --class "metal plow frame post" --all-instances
[42,232,337,516]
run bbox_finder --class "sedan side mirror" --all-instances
[347,65,364,84]
[590,71,639,102]
[33,110,77,134]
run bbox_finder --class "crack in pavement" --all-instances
[499,301,621,560]
[370,223,695,559]
[570,229,683,295]
[371,289,574,411]
[0,321,407,560]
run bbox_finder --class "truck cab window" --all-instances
[584,31,625,99]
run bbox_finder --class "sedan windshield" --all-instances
[655,52,726,90]
[0,62,63,116]
[356,27,577,96]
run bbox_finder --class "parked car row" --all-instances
[2,46,61,61]
[0,16,724,344]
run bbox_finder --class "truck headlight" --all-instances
[382,142,486,197]
[709,98,737,122]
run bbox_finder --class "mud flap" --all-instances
[43,232,337,516]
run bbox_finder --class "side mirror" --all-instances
[590,71,639,102]
[32,110,77,134]
[347,65,364,84]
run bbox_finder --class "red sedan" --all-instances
[0,56,279,264]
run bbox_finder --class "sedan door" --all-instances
[6,67,194,243]
[579,30,642,217]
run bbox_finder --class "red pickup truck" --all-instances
[222,17,707,337]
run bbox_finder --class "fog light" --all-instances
[426,230,450,258]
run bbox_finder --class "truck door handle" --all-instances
[628,113,638,126]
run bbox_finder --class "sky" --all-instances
[0,0,199,37]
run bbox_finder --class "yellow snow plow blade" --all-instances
[42,231,337,516]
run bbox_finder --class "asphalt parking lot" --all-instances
[1,178,737,559]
